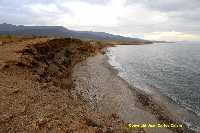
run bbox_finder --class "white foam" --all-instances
[106,49,122,70]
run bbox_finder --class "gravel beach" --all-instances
[72,53,196,133]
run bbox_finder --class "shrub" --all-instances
[64,48,72,58]
[63,57,71,65]
[63,48,72,65]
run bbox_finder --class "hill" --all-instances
[0,23,151,43]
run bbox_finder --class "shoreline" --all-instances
[108,52,198,133]
[0,37,197,132]
[106,44,200,132]
[72,52,196,133]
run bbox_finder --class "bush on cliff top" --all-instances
[63,48,72,65]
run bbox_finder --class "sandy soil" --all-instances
[72,54,195,133]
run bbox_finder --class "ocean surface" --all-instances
[107,42,200,132]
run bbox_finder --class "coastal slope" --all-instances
[0,37,145,132]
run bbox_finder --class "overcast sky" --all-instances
[0,0,200,41]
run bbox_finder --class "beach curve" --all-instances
[72,53,195,133]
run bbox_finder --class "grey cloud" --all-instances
[0,0,109,24]
[126,0,200,12]
[0,0,67,25]
[124,0,200,34]
[0,0,199,39]
[76,0,109,5]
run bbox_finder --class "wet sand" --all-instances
[72,53,195,133]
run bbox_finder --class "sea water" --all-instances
[107,42,200,132]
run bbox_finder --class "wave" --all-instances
[106,45,200,133]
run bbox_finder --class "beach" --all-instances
[72,53,195,133]
[0,37,197,132]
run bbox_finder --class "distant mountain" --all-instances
[0,23,149,43]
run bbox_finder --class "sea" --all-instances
[106,42,200,132]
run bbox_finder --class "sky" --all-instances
[0,0,200,41]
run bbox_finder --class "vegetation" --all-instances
[63,47,72,65]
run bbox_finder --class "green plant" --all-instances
[63,48,72,65]
[64,48,72,58]
[63,57,71,65]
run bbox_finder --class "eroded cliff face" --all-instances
[2,38,102,87]
[0,38,144,133]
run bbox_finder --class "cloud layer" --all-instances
[0,0,200,41]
